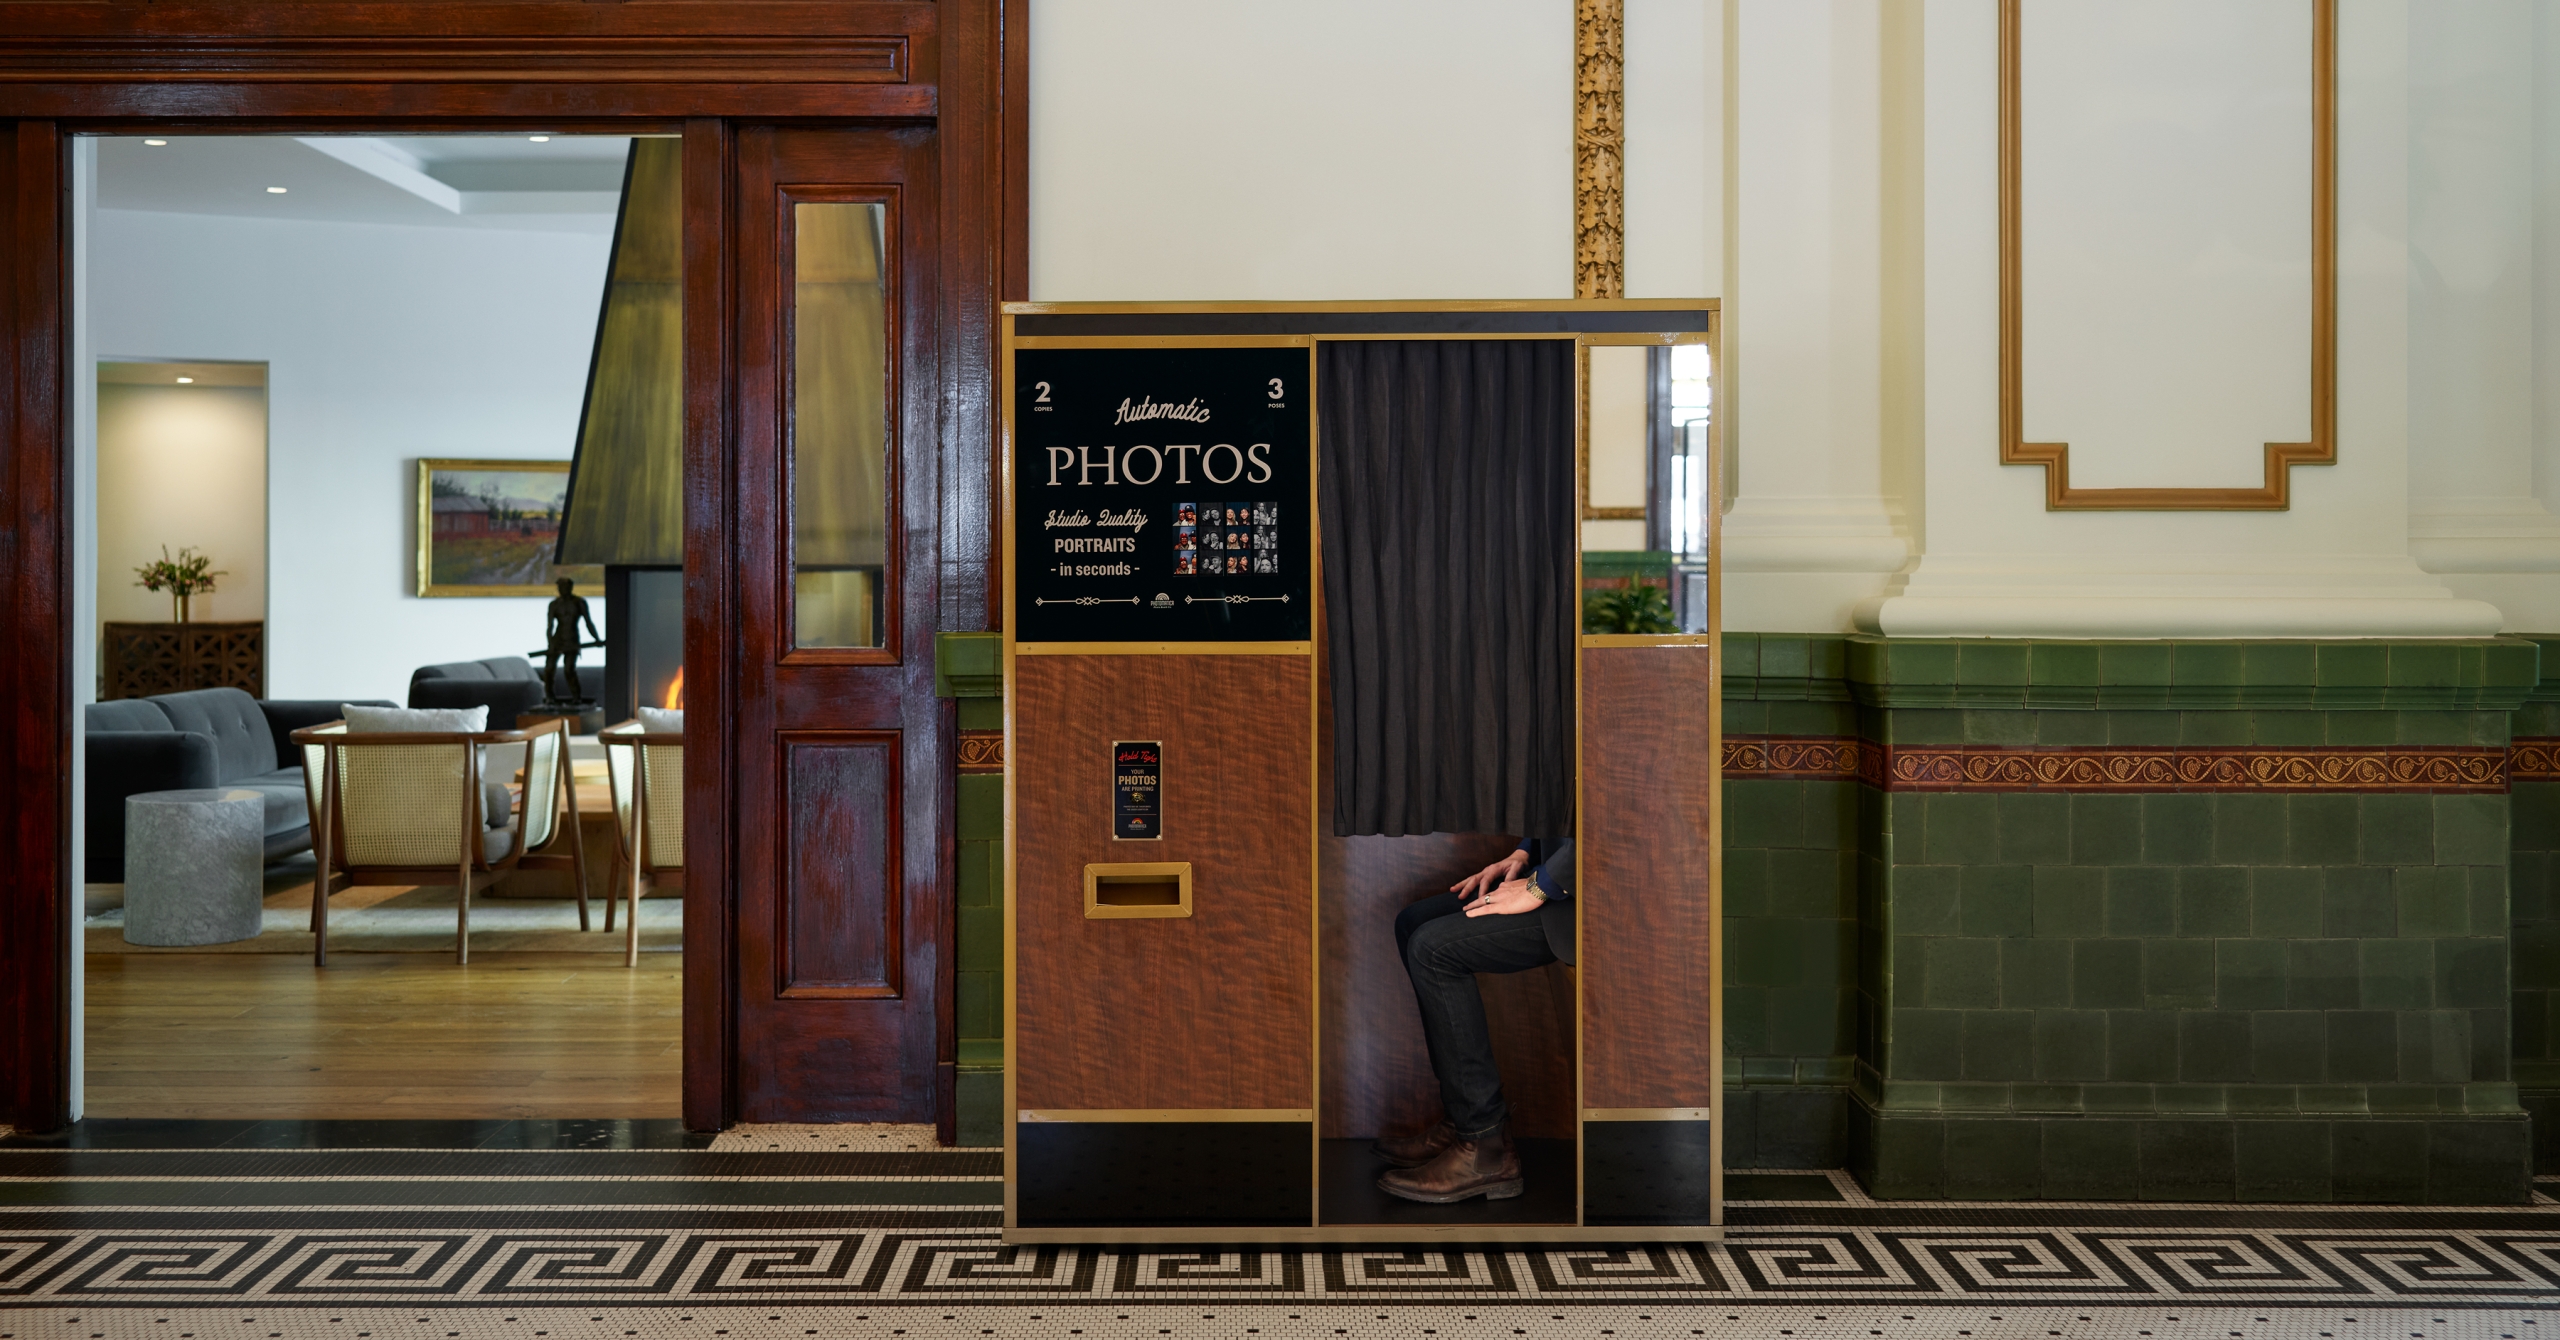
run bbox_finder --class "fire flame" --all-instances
[663,667,684,711]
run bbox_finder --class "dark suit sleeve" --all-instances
[1529,837,1574,901]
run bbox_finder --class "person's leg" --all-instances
[1380,906,1555,1203]
[1393,891,1467,963]
[1374,892,1474,1166]
[1399,905,1556,1138]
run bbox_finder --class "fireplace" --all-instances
[605,566,682,723]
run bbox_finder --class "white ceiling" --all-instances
[94,134,638,234]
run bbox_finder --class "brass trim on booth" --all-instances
[1013,334,1314,350]
[1581,633,1713,648]
[1001,299,1717,315]
[1005,1225,1725,1246]
[1015,641,1311,657]
[1585,1107,1713,1121]
[1018,1108,1314,1123]
[1083,861,1191,919]
[1001,299,1726,1240]
[1997,0,2336,510]
[1583,331,1712,346]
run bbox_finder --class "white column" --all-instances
[2404,0,2560,631]
[1623,0,1719,300]
[1853,0,2500,639]
[1718,0,1916,633]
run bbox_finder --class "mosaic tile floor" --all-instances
[2,1122,2554,1339]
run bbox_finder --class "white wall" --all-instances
[1849,0,2500,637]
[90,209,612,699]
[1028,0,1575,300]
[2405,0,2560,630]
[96,381,267,629]
[1626,0,1719,299]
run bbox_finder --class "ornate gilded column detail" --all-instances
[1575,0,1625,299]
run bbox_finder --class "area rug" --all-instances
[84,875,681,955]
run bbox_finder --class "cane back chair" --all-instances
[598,719,684,968]
[292,715,589,964]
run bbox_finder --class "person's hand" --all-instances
[1451,850,1531,904]
[1463,875,1546,918]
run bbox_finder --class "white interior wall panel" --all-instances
[91,208,612,700]
[1027,0,1573,301]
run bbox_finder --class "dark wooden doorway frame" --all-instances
[0,3,1027,1134]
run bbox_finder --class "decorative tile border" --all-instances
[14,1226,2560,1305]
[2515,737,2560,782]
[957,731,1004,773]
[1723,735,2511,794]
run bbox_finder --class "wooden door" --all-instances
[730,126,947,1122]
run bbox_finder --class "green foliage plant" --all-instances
[1582,581,1678,634]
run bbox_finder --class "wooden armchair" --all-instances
[292,716,589,964]
[599,719,684,967]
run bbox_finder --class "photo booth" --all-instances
[1001,302,1721,1243]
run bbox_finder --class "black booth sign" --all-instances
[1112,740,1162,840]
[1013,345,1311,643]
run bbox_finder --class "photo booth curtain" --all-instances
[1318,339,1576,838]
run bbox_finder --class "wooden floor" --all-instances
[84,952,682,1119]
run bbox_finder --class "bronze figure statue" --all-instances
[542,576,603,703]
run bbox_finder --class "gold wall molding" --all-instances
[1575,0,1625,300]
[1998,0,2335,510]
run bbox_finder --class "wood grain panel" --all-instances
[781,734,901,998]
[0,120,70,1133]
[731,126,947,1126]
[1014,654,1313,1111]
[1316,658,1576,1142]
[1580,643,1716,1108]
[0,0,1025,1136]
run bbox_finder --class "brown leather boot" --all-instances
[1376,1124,1524,1203]
[1371,1120,1457,1169]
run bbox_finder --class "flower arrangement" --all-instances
[134,546,225,623]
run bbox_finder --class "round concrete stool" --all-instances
[123,788,266,946]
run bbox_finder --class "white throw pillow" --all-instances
[343,704,488,733]
[638,706,685,734]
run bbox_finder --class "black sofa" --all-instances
[84,687,396,882]
[409,656,547,722]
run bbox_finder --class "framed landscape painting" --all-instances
[416,459,605,597]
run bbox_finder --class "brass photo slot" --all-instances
[1084,862,1193,919]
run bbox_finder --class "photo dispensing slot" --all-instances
[1085,862,1192,919]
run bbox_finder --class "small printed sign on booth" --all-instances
[1013,344,1311,643]
[1112,740,1162,840]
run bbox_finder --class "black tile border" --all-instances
[0,1150,1000,1179]
[0,1119,720,1151]
[0,1181,1003,1208]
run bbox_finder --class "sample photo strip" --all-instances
[1172,501,1280,577]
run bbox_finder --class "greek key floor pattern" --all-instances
[10,1226,2560,1306]
[0,1124,2553,1339]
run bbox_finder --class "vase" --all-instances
[174,593,190,624]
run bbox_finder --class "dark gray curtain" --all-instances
[1318,339,1576,838]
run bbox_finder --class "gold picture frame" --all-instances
[1997,0,2335,510]
[416,458,602,597]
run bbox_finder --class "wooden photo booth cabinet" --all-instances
[1001,302,1721,1243]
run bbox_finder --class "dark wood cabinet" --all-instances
[101,621,264,701]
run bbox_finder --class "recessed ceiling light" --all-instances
[266,186,287,194]
[143,139,168,147]
[528,135,551,143]
[174,376,193,384]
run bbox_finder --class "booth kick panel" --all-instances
[1012,654,1314,1112]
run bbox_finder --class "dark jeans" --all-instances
[1393,891,1561,1138]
